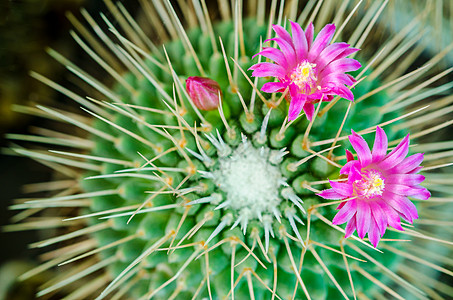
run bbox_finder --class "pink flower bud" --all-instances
[185,76,222,111]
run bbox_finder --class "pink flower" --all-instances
[185,76,222,111]
[249,21,361,121]
[318,127,430,247]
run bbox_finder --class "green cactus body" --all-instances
[6,1,453,299]
[79,18,406,299]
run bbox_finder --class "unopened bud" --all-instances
[185,76,222,111]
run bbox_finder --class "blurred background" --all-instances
[0,1,96,298]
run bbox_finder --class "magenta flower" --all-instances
[186,76,222,111]
[318,127,430,247]
[249,21,361,121]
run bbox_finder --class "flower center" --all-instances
[215,142,282,216]
[290,60,318,92]
[353,169,385,199]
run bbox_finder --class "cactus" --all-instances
[5,1,453,299]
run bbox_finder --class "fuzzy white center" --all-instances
[215,143,282,218]
[353,169,385,199]
[290,60,318,92]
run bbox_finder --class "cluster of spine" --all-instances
[5,1,453,299]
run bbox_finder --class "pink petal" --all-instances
[249,62,287,78]
[378,201,403,231]
[409,166,423,174]
[341,158,357,174]
[349,130,372,166]
[389,153,424,174]
[385,174,425,186]
[290,20,308,60]
[346,149,355,162]
[320,73,356,86]
[332,85,354,101]
[288,93,307,121]
[368,220,381,248]
[261,81,287,94]
[383,191,418,222]
[267,37,297,68]
[386,183,415,196]
[408,187,430,200]
[356,201,371,239]
[329,180,353,197]
[349,164,362,182]
[272,24,293,44]
[345,216,357,238]
[320,58,362,76]
[254,47,288,69]
[337,202,346,209]
[317,188,345,200]
[332,47,360,61]
[372,126,388,163]
[302,102,315,121]
[340,160,362,181]
[305,22,314,49]
[306,90,325,100]
[386,134,409,156]
[315,42,351,70]
[379,134,409,170]
[369,201,387,236]
[308,24,336,61]
[332,199,357,225]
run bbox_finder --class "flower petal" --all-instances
[332,47,360,61]
[346,149,355,162]
[315,42,351,70]
[329,180,353,197]
[288,92,307,121]
[386,174,425,186]
[389,153,424,174]
[254,47,288,69]
[356,201,371,239]
[317,188,345,200]
[349,130,372,166]
[267,37,297,68]
[331,85,354,101]
[272,24,293,44]
[341,160,362,181]
[337,202,346,210]
[379,134,409,169]
[320,58,362,76]
[302,102,315,121]
[305,22,314,49]
[383,191,418,222]
[341,160,358,174]
[409,166,423,174]
[320,73,356,86]
[290,20,308,61]
[345,216,357,238]
[261,81,288,94]
[369,201,387,236]
[249,62,287,78]
[372,126,388,163]
[377,201,403,231]
[368,220,381,248]
[408,187,431,200]
[385,183,415,196]
[332,199,357,225]
[308,24,336,61]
